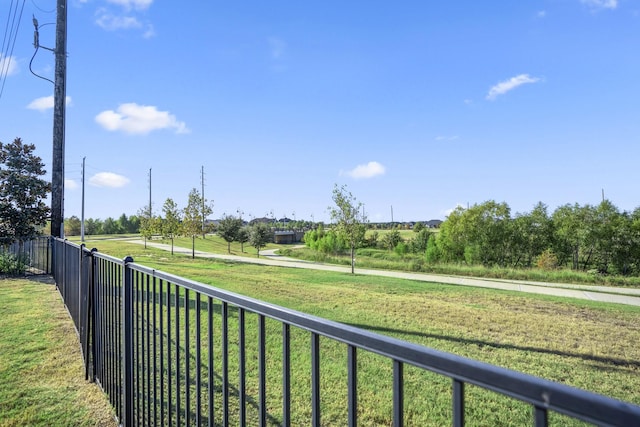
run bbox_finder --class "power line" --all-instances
[0,0,27,101]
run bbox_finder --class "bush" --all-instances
[0,252,28,275]
[536,249,558,270]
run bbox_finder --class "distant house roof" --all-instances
[425,219,443,228]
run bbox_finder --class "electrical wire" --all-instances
[0,0,27,101]
[30,0,55,14]
[29,44,54,84]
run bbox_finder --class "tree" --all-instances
[237,226,250,253]
[65,216,82,236]
[249,222,272,257]
[0,138,50,247]
[410,228,431,254]
[138,206,158,249]
[183,188,213,258]
[328,184,367,274]
[161,198,182,255]
[84,218,103,235]
[102,217,121,234]
[382,230,402,250]
[217,214,243,253]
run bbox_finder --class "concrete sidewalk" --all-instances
[131,240,640,307]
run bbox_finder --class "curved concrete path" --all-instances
[129,240,640,307]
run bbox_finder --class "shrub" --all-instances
[536,249,558,270]
[0,252,28,275]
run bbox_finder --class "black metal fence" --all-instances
[2,236,50,273]
[28,237,640,426]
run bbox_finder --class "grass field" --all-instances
[0,278,117,427]
[77,239,640,425]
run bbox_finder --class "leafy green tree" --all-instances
[552,203,591,270]
[84,218,103,235]
[413,221,425,233]
[512,202,554,268]
[138,206,158,249]
[0,138,50,247]
[382,230,402,251]
[217,214,244,253]
[64,216,82,236]
[183,188,213,257]
[328,184,367,274]
[101,217,121,234]
[433,205,466,263]
[117,213,132,234]
[161,198,182,255]
[249,222,272,257]
[410,228,430,254]
[237,226,250,253]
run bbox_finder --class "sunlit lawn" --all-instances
[75,239,640,425]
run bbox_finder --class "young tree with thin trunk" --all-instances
[250,222,272,257]
[161,198,182,255]
[183,188,213,258]
[328,184,367,274]
[217,214,243,253]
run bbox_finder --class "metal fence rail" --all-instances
[4,236,50,273]
[38,238,640,426]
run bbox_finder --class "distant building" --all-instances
[273,230,305,244]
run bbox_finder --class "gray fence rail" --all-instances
[19,237,640,426]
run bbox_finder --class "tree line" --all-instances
[308,185,640,277]
[426,200,640,275]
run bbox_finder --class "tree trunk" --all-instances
[350,244,355,274]
[192,235,195,259]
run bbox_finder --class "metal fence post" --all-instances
[86,248,98,382]
[122,256,134,427]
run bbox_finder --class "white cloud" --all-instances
[0,54,18,76]
[65,179,79,190]
[106,0,153,11]
[27,95,72,111]
[344,161,386,179]
[486,74,540,100]
[581,0,617,10]
[89,172,130,188]
[95,9,142,30]
[95,103,189,135]
[537,10,547,18]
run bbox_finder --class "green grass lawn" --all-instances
[0,278,117,427]
[80,240,640,425]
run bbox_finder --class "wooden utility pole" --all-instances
[148,168,152,216]
[81,157,85,242]
[201,166,206,238]
[51,0,67,237]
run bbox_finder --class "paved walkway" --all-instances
[130,240,640,307]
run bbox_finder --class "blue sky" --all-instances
[1,0,639,223]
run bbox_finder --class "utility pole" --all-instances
[148,168,152,216]
[201,166,206,238]
[50,0,67,238]
[80,157,85,242]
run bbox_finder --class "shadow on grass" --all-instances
[343,322,640,372]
